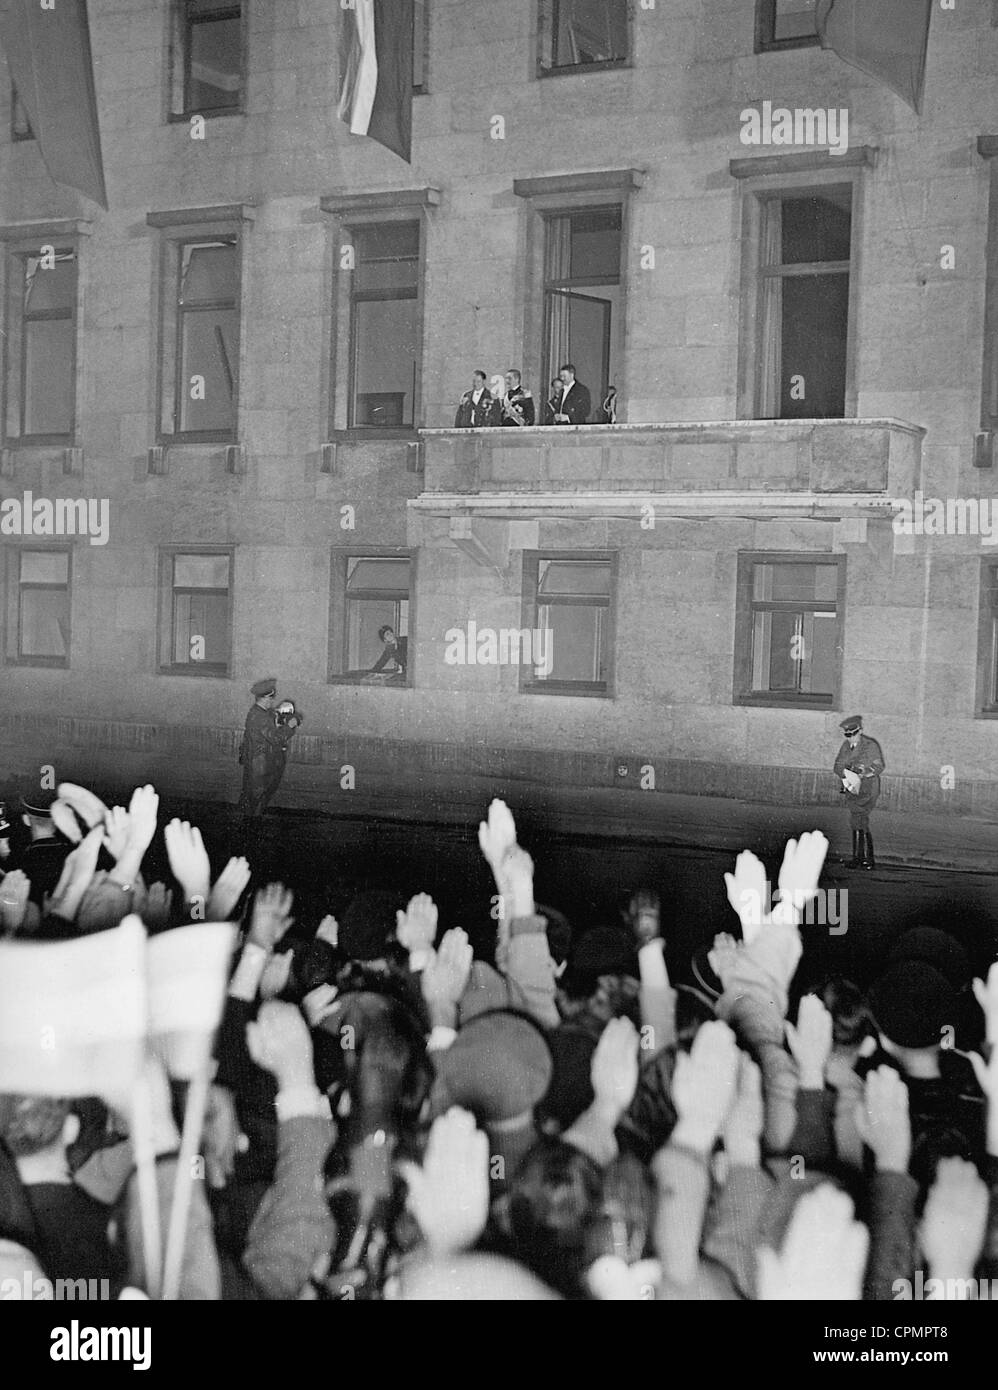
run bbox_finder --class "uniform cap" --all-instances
[251,677,277,698]
[839,715,863,735]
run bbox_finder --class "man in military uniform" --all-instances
[454,370,498,428]
[238,678,303,818]
[498,369,535,427]
[18,792,72,908]
[833,715,885,869]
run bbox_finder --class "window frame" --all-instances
[327,546,416,688]
[347,222,421,432]
[520,549,617,699]
[1,237,80,447]
[169,0,247,122]
[3,544,72,669]
[754,0,822,54]
[975,557,998,718]
[731,156,868,422]
[536,0,632,79]
[979,138,998,432]
[540,203,622,416]
[733,551,846,710]
[156,544,235,678]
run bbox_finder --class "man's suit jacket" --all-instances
[554,381,591,425]
[455,389,497,428]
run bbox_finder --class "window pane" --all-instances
[188,13,242,110]
[550,0,628,68]
[172,591,229,664]
[779,272,849,418]
[23,319,74,435]
[774,0,818,40]
[538,559,611,597]
[24,255,75,313]
[801,611,837,696]
[754,609,798,691]
[354,223,419,293]
[570,209,621,280]
[780,192,852,265]
[180,243,237,304]
[346,557,411,592]
[753,562,837,603]
[20,588,68,658]
[174,553,230,589]
[347,598,398,670]
[178,306,238,431]
[537,603,605,682]
[20,551,69,584]
[352,298,418,426]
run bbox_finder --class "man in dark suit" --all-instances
[553,363,591,425]
[454,370,497,428]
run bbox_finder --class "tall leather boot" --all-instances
[861,829,875,869]
[846,828,863,868]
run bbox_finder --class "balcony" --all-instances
[411,418,924,524]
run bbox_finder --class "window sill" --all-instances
[5,657,69,670]
[330,428,420,444]
[755,36,822,54]
[537,59,630,79]
[157,665,230,679]
[156,434,238,447]
[3,436,75,450]
[734,693,834,710]
[520,681,611,699]
[167,108,244,123]
[329,673,411,689]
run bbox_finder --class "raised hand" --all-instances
[246,1000,315,1092]
[259,948,294,1001]
[496,843,535,923]
[973,961,998,1046]
[591,1016,640,1120]
[477,798,517,876]
[0,869,31,936]
[399,1108,490,1255]
[315,915,338,949]
[207,856,251,922]
[854,1065,911,1174]
[421,927,473,1024]
[57,782,110,830]
[671,1020,740,1152]
[46,826,103,922]
[302,981,339,1028]
[773,831,829,922]
[135,880,173,931]
[248,882,294,952]
[163,819,211,903]
[126,785,160,856]
[919,1157,989,1279]
[395,892,438,955]
[50,798,83,844]
[723,1053,764,1167]
[786,994,833,1091]
[707,932,740,992]
[628,889,661,946]
[757,1185,868,1300]
[723,850,768,942]
[102,806,131,864]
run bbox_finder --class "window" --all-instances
[172,0,244,117]
[4,548,71,667]
[3,247,77,443]
[755,0,820,52]
[543,207,622,418]
[349,222,420,429]
[158,233,240,440]
[976,560,998,715]
[158,549,233,676]
[413,0,428,92]
[329,551,412,685]
[755,186,852,419]
[539,0,628,74]
[734,555,844,708]
[521,553,615,697]
[11,87,33,141]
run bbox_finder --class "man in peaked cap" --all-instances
[833,715,885,870]
[237,677,302,819]
[14,790,71,910]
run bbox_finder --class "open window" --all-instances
[539,0,629,75]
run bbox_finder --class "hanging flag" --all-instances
[337,0,414,163]
[816,0,933,114]
[0,916,146,1099]
[0,0,108,207]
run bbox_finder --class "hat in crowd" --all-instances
[432,1010,552,1125]
[888,927,971,992]
[867,960,959,1049]
[338,888,404,962]
[20,791,55,818]
[839,715,863,735]
[250,676,277,697]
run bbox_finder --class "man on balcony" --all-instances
[455,370,498,428]
[552,363,591,425]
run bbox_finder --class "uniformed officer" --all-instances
[18,792,71,906]
[454,370,498,428]
[238,677,302,818]
[498,369,535,427]
[833,715,885,869]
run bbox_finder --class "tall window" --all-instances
[4,248,77,442]
[4,549,71,667]
[174,0,244,116]
[755,0,820,51]
[734,555,844,708]
[158,550,233,676]
[756,187,852,419]
[543,207,621,419]
[976,561,998,715]
[345,556,410,680]
[11,87,33,140]
[539,0,628,74]
[350,222,420,428]
[522,553,615,697]
[159,235,240,440]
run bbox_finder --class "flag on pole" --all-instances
[816,0,933,114]
[337,0,414,162]
[0,916,146,1098]
[0,0,109,206]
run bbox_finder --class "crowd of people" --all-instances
[0,778,995,1302]
[455,365,616,428]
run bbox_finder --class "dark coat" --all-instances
[455,389,498,428]
[552,380,591,425]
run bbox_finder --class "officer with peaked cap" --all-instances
[16,790,71,908]
[238,676,302,818]
[833,715,885,869]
